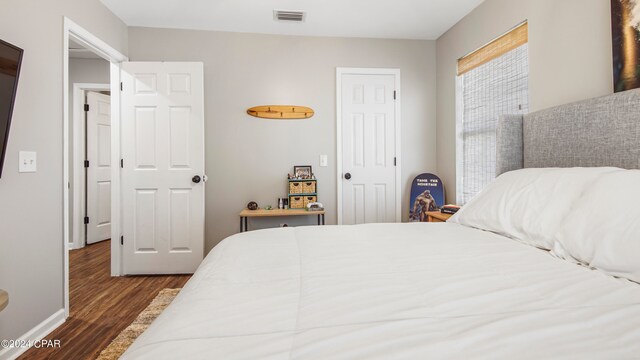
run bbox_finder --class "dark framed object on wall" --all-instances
[612,0,640,92]
[0,38,24,178]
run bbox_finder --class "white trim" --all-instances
[63,17,128,320]
[455,75,465,205]
[0,309,65,360]
[335,67,402,225]
[72,83,110,251]
[109,62,123,277]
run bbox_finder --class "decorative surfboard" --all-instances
[247,105,314,120]
[409,173,445,222]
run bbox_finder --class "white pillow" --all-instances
[552,170,640,283]
[448,167,621,250]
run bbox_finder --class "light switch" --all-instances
[19,151,37,173]
[319,154,328,167]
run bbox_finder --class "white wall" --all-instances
[128,27,438,252]
[0,0,127,344]
[436,0,614,201]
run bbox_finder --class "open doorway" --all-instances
[62,18,128,319]
[68,39,111,249]
[62,18,205,320]
[46,22,195,359]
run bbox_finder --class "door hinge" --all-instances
[394,157,397,166]
[120,82,123,91]
[120,159,123,168]
[84,160,90,168]
[120,236,124,245]
[393,91,397,100]
[84,216,89,225]
[84,104,89,112]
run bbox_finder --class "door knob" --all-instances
[344,173,352,180]
[192,175,202,184]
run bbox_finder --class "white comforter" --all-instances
[123,223,640,359]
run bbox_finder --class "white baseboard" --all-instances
[68,242,86,251]
[0,309,66,360]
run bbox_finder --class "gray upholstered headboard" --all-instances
[496,89,640,176]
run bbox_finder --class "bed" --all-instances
[122,90,640,359]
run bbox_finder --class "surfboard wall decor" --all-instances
[247,105,314,120]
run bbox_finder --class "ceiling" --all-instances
[68,39,104,59]
[100,0,484,40]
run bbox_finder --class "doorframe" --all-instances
[63,17,128,318]
[71,83,110,251]
[335,67,402,225]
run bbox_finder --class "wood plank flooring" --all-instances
[19,240,191,360]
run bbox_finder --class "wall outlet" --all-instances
[19,151,37,173]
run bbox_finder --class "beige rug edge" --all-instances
[96,288,181,360]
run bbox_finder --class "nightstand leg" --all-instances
[240,217,243,232]
[322,214,325,225]
[244,217,248,232]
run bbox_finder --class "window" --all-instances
[456,22,529,204]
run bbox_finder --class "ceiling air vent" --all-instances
[273,10,306,22]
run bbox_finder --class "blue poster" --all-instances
[409,173,445,222]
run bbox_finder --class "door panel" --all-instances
[341,73,397,225]
[169,107,191,168]
[169,189,191,251]
[135,108,157,168]
[97,181,111,225]
[86,91,111,244]
[374,114,386,167]
[373,183,387,223]
[135,189,158,252]
[122,62,205,275]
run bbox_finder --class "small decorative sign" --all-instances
[409,173,445,222]
[247,105,314,119]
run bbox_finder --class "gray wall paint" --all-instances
[1,0,616,343]
[436,0,613,202]
[67,58,111,241]
[0,0,127,342]
[128,27,437,252]
[68,58,111,111]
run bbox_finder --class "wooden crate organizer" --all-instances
[303,196,317,207]
[289,181,304,194]
[289,196,305,209]
[302,181,316,194]
[288,179,318,209]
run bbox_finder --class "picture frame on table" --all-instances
[293,165,313,179]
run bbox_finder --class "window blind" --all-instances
[458,22,528,76]
[456,26,529,205]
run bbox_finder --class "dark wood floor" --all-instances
[20,240,191,360]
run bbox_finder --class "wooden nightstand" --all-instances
[239,208,325,232]
[427,211,453,223]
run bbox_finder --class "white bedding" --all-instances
[123,223,640,359]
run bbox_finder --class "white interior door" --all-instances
[121,62,205,275]
[340,72,398,225]
[86,91,111,244]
